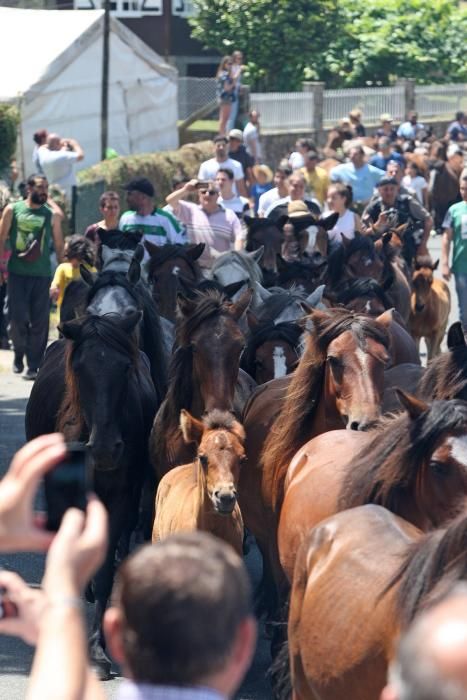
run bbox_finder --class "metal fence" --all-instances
[250,92,314,131]
[415,84,467,120]
[177,77,217,121]
[323,86,405,127]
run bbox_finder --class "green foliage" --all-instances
[189,0,342,91]
[0,104,19,174]
[77,141,214,204]
[190,0,467,89]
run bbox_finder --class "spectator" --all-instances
[397,111,425,142]
[381,586,467,700]
[402,162,428,207]
[119,178,186,259]
[215,56,236,137]
[0,184,11,349]
[326,183,361,249]
[243,110,262,164]
[32,129,47,174]
[349,109,366,137]
[323,119,356,158]
[330,145,385,210]
[250,164,273,215]
[50,234,97,313]
[386,160,411,197]
[227,50,245,131]
[362,175,432,265]
[369,137,405,171]
[375,114,398,143]
[166,179,245,270]
[0,174,64,380]
[441,172,467,327]
[84,190,121,244]
[265,171,321,219]
[38,133,84,201]
[198,135,247,196]
[446,111,467,143]
[215,168,250,219]
[430,144,464,234]
[163,174,190,215]
[257,165,290,216]
[299,151,330,207]
[289,138,317,170]
[228,129,255,188]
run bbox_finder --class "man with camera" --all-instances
[361,175,432,265]
[38,133,84,201]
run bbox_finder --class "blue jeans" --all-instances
[227,91,240,130]
[455,273,467,328]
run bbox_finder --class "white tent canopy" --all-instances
[0,7,178,177]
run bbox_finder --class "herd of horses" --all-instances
[23,215,463,697]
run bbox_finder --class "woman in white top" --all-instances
[326,183,362,249]
[402,162,428,207]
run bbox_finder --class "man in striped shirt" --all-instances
[119,178,186,259]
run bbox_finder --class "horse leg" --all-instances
[89,499,127,680]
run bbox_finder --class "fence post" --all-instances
[302,81,325,144]
[397,78,416,117]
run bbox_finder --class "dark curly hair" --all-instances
[65,234,96,267]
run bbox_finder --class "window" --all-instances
[74,0,162,17]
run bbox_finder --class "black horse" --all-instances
[25,313,158,679]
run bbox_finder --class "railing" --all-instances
[249,92,314,131]
[415,84,467,120]
[177,77,217,121]
[323,86,405,128]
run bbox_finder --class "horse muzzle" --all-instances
[212,488,237,515]
[415,303,425,312]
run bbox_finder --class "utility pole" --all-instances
[101,0,110,161]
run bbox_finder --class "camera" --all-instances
[44,442,92,532]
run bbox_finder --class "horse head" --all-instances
[180,409,246,514]
[245,215,283,275]
[412,258,438,312]
[210,250,263,304]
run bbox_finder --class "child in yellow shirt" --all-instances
[50,234,97,311]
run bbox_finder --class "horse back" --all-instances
[289,506,418,700]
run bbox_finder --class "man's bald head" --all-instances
[47,133,61,150]
[382,586,467,700]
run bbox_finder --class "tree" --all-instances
[189,0,342,91]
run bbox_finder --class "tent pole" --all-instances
[101,0,110,161]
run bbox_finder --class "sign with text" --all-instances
[171,0,196,17]
[74,0,162,17]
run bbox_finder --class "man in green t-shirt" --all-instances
[441,172,467,328]
[0,174,64,379]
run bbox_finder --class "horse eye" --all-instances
[327,356,342,367]
[199,454,208,468]
[430,460,449,477]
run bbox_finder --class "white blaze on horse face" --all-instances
[448,436,467,467]
[273,346,287,378]
[365,300,372,313]
[171,265,181,277]
[87,287,136,316]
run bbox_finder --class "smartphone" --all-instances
[44,442,91,532]
[0,588,18,619]
[196,181,211,189]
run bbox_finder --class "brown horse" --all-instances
[145,241,204,322]
[152,409,245,555]
[149,288,253,479]
[288,503,467,700]
[419,321,467,401]
[240,317,302,385]
[409,258,451,360]
[239,307,391,608]
[278,393,467,583]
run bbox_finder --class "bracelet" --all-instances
[47,596,84,612]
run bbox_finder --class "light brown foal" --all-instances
[152,409,246,555]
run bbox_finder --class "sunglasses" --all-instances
[199,189,218,196]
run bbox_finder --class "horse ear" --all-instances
[255,281,272,302]
[133,243,144,264]
[58,318,83,341]
[177,293,197,317]
[79,263,96,287]
[119,310,143,334]
[186,243,205,261]
[318,211,339,231]
[127,257,141,286]
[144,239,161,259]
[447,322,466,349]
[180,409,204,446]
[381,231,392,247]
[306,284,326,308]
[243,214,253,227]
[223,280,245,298]
[276,254,287,272]
[432,259,439,270]
[247,246,264,264]
[375,308,394,328]
[395,389,429,419]
[229,288,253,321]
[247,310,260,330]
[394,223,408,238]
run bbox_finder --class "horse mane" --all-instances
[277,259,321,285]
[338,400,467,515]
[57,315,139,438]
[391,503,467,627]
[98,229,142,250]
[241,321,302,378]
[419,346,467,402]
[256,287,306,323]
[156,291,237,443]
[211,250,263,286]
[203,409,240,433]
[146,243,201,281]
[326,235,379,289]
[334,277,391,309]
[264,308,390,510]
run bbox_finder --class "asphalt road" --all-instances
[0,234,453,698]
